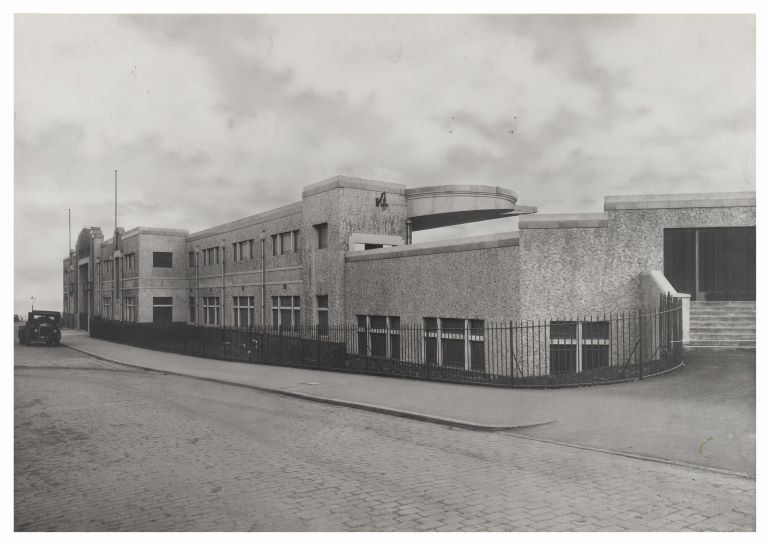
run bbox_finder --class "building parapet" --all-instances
[186,201,303,242]
[604,191,755,211]
[405,184,518,201]
[345,232,519,262]
[302,175,407,198]
[519,212,609,229]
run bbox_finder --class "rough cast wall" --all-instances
[604,206,756,310]
[344,244,520,326]
[518,205,756,320]
[518,227,610,320]
[302,185,408,326]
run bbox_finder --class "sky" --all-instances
[13,14,755,314]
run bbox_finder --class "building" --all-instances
[63,176,756,374]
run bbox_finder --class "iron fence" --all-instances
[88,295,683,388]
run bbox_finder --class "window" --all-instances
[189,297,196,324]
[233,239,254,262]
[102,297,112,318]
[152,297,173,323]
[317,295,329,336]
[357,315,401,359]
[280,232,292,255]
[123,297,136,322]
[233,296,255,328]
[549,320,609,374]
[203,297,220,325]
[153,252,173,268]
[271,295,300,330]
[315,223,328,249]
[189,251,196,268]
[202,247,220,266]
[272,231,300,255]
[423,318,485,370]
[124,253,136,271]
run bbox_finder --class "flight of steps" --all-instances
[687,301,755,349]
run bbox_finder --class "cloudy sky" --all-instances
[14,14,755,313]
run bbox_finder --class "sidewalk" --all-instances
[60,330,755,476]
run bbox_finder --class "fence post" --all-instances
[279,325,283,364]
[316,325,321,369]
[509,321,514,387]
[638,309,644,380]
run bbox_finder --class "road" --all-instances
[15,343,755,531]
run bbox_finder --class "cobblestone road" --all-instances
[14,344,755,531]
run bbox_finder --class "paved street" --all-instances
[15,343,755,531]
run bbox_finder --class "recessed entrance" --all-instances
[664,227,755,301]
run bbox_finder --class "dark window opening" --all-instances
[315,223,328,249]
[153,252,173,268]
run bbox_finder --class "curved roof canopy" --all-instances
[405,185,536,231]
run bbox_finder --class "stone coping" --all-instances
[605,191,755,210]
[519,212,609,229]
[406,184,518,202]
[302,175,407,198]
[345,232,519,262]
[103,227,189,246]
[186,201,303,242]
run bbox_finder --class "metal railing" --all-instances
[88,295,683,388]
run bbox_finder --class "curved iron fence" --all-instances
[88,295,683,388]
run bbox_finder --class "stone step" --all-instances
[689,318,755,325]
[690,332,757,341]
[684,345,756,351]
[690,302,755,307]
[686,338,756,348]
[689,313,755,320]
[689,328,755,336]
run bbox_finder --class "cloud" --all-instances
[14,14,755,312]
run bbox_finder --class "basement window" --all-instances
[423,318,485,371]
[549,320,609,374]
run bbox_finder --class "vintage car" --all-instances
[17,310,62,346]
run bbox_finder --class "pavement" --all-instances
[60,329,755,476]
[15,344,756,531]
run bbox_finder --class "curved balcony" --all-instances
[405,184,536,231]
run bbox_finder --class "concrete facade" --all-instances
[63,180,755,344]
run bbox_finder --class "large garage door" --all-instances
[664,227,755,301]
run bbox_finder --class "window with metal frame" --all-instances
[123,297,136,322]
[189,251,196,268]
[356,315,401,359]
[102,297,112,318]
[317,295,329,336]
[202,247,220,266]
[271,234,279,256]
[280,232,292,255]
[549,320,609,374]
[233,239,253,262]
[271,295,300,330]
[189,296,196,324]
[152,297,173,323]
[315,223,328,249]
[203,297,220,325]
[233,296,255,328]
[123,253,136,271]
[423,317,485,370]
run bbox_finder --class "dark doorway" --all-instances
[664,227,755,301]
